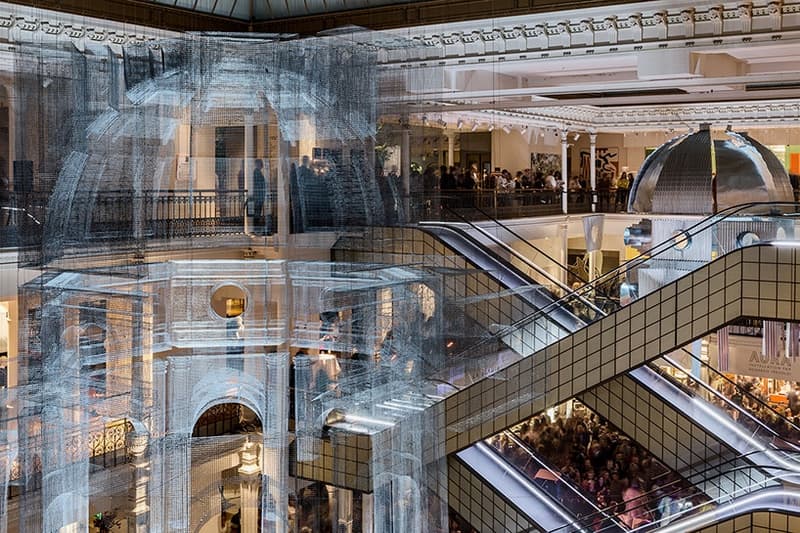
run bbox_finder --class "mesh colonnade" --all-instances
[6,257,455,532]
[0,27,459,533]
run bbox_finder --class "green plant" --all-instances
[93,511,121,533]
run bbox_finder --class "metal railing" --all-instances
[407,189,625,223]
[0,189,252,249]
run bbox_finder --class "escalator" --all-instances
[329,202,800,531]
[416,203,800,531]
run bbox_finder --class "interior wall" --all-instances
[491,129,559,172]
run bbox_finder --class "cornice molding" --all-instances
[0,1,179,48]
[427,99,800,132]
[379,0,800,65]
[5,0,243,33]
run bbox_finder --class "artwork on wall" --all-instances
[596,147,619,180]
[530,152,561,176]
[579,148,620,181]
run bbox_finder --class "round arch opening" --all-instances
[192,402,262,438]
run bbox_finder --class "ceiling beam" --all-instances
[253,0,643,35]
[402,87,800,113]
[383,72,800,104]
[8,0,248,32]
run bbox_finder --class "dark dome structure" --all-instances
[628,124,794,214]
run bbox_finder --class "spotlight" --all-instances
[725,124,733,132]
[502,125,512,134]
[488,123,495,132]
[573,132,581,141]
[457,118,464,130]
[471,122,479,132]
[422,115,429,125]
[437,118,447,128]
[519,125,528,135]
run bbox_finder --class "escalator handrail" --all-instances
[547,451,794,533]
[661,351,800,451]
[502,422,782,533]
[647,358,782,445]
[497,430,624,518]
[653,486,800,533]
[436,198,589,285]
[420,220,604,319]
[449,201,800,361]
[564,201,800,297]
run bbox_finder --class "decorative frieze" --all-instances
[380,1,797,65]
[430,99,800,133]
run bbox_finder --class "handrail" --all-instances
[659,352,800,451]
[499,430,627,530]
[420,219,605,319]
[438,197,582,284]
[449,202,800,362]
[545,449,792,533]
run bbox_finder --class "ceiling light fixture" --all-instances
[502,124,512,134]
[471,122,479,132]
[488,123,495,132]
[457,118,464,130]
[519,125,528,135]
[573,132,581,141]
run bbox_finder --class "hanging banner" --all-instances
[727,341,800,381]
[582,215,604,252]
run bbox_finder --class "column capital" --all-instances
[589,132,598,143]
[560,129,569,142]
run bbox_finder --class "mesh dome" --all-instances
[628,126,794,214]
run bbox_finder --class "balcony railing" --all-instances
[407,189,626,223]
[0,189,250,249]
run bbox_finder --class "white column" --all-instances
[401,125,411,197]
[165,358,191,533]
[261,353,289,533]
[362,493,374,533]
[238,440,261,533]
[446,132,455,168]
[589,132,597,213]
[293,355,316,462]
[149,358,167,533]
[127,433,150,533]
[560,222,569,288]
[337,489,354,533]
[0,442,10,533]
[401,124,412,221]
[7,86,14,189]
[560,129,568,214]
[244,114,254,233]
[277,135,291,246]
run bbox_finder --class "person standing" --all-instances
[616,172,630,210]
[252,159,266,235]
[788,383,800,417]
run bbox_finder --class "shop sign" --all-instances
[727,343,800,381]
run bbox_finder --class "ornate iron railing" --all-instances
[0,189,250,249]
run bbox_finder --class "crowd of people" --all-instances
[702,374,800,446]
[489,405,710,530]
[416,164,633,211]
